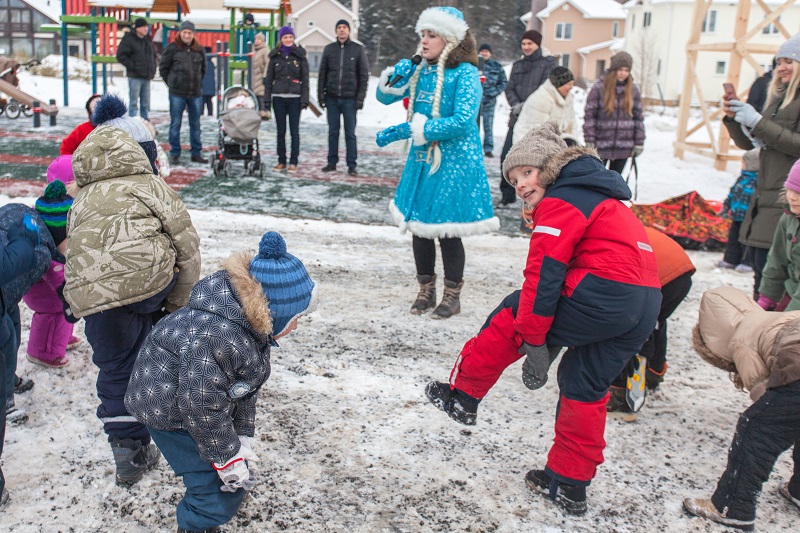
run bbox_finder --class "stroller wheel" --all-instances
[222,160,232,177]
[5,102,20,119]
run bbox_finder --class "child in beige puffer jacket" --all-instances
[684,286,800,531]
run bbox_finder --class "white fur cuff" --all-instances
[411,113,428,146]
[378,67,409,96]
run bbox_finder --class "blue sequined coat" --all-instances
[377,42,498,239]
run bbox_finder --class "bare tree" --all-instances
[630,30,660,99]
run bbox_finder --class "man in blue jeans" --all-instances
[318,19,369,176]
[159,20,208,165]
[116,18,156,119]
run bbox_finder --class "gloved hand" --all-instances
[7,212,40,248]
[56,283,80,324]
[389,58,417,88]
[213,441,260,492]
[519,343,561,390]
[757,294,778,311]
[624,355,641,379]
[585,142,596,150]
[729,100,763,129]
[356,100,364,111]
[301,103,308,110]
[511,103,524,117]
[376,122,412,147]
[632,145,644,158]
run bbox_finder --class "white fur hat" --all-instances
[415,6,469,43]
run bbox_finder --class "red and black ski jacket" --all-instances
[515,147,660,346]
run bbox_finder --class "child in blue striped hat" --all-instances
[125,230,316,532]
[22,180,79,368]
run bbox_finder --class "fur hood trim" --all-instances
[444,31,478,69]
[174,37,202,53]
[416,7,469,43]
[222,251,273,336]
[538,145,601,187]
[692,324,737,372]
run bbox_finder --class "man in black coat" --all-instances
[116,18,157,120]
[498,30,557,206]
[159,20,207,165]
[317,19,369,176]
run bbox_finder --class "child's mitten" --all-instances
[213,441,260,492]
[757,294,778,311]
[519,343,561,390]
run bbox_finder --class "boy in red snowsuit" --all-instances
[425,122,661,515]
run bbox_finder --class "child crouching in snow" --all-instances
[684,286,800,531]
[125,231,317,533]
[425,122,661,515]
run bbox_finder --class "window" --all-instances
[612,21,619,38]
[561,53,570,69]
[716,61,726,75]
[643,12,652,28]
[702,10,717,33]
[555,22,573,40]
[596,59,606,79]
[763,17,780,34]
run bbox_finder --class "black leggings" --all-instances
[412,235,465,283]
[605,158,628,174]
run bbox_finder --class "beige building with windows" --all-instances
[522,0,626,82]
[289,0,357,73]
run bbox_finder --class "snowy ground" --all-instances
[0,70,797,531]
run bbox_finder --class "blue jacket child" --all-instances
[719,148,760,269]
[125,231,317,532]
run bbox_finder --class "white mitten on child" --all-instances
[213,437,260,492]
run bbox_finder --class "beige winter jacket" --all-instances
[513,79,576,144]
[694,286,800,400]
[64,125,201,317]
[252,40,268,97]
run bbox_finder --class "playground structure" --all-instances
[0,56,59,119]
[55,0,290,107]
[674,0,794,170]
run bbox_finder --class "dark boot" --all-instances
[525,469,587,516]
[111,438,161,487]
[425,381,480,425]
[177,527,220,533]
[411,274,437,315]
[432,279,463,319]
[645,362,668,390]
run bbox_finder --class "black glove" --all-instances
[519,343,561,390]
[624,355,641,379]
[7,212,40,248]
[356,100,364,111]
[56,283,80,324]
[301,103,308,110]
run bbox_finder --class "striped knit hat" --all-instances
[35,180,73,245]
[249,231,318,337]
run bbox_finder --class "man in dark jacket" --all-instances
[318,19,369,176]
[116,18,156,119]
[159,20,207,165]
[498,30,556,206]
[478,43,507,158]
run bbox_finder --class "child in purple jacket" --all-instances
[22,180,78,368]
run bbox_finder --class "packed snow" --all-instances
[0,69,796,532]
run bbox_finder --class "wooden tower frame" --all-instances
[674,0,795,170]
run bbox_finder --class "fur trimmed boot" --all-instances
[432,279,463,319]
[411,274,437,315]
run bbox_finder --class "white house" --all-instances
[290,0,357,73]
[622,0,800,103]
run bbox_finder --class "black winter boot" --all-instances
[645,362,668,390]
[111,438,161,487]
[525,469,587,516]
[425,381,480,425]
[411,274,437,315]
[432,279,463,319]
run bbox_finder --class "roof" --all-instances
[295,26,335,45]
[87,0,154,8]
[222,0,281,10]
[535,0,626,20]
[292,0,353,19]
[21,0,61,22]
[576,38,625,54]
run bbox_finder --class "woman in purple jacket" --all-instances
[583,52,645,174]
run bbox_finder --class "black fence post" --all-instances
[32,100,41,128]
[49,99,57,126]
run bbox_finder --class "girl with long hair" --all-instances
[374,7,498,319]
[723,33,800,301]
[583,51,645,174]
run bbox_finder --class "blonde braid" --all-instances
[428,40,458,175]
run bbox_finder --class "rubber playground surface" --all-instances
[0,112,525,235]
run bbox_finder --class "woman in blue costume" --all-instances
[376,6,499,319]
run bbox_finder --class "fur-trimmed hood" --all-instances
[693,286,800,400]
[173,36,203,52]
[442,30,478,69]
[538,146,632,202]
[220,251,273,338]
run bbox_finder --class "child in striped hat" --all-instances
[22,180,79,367]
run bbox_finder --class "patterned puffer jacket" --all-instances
[64,124,201,317]
[125,252,273,464]
[583,73,645,161]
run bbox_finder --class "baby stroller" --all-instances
[212,85,264,177]
[0,56,35,119]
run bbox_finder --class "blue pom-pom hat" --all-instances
[249,231,318,336]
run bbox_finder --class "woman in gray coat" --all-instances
[723,33,800,299]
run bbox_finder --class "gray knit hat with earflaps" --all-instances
[502,121,567,183]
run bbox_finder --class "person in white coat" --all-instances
[513,66,576,145]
